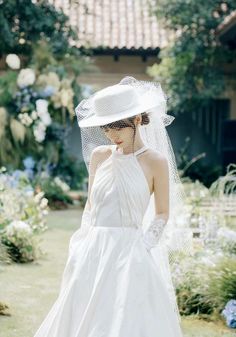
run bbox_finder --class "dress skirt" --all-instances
[33,225,183,337]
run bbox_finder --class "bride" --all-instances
[33,76,191,337]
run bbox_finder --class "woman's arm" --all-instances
[84,145,112,211]
[152,152,169,221]
[84,149,99,212]
[142,152,170,251]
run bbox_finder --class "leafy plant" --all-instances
[0,46,88,185]
[172,254,214,315]
[0,0,78,58]
[0,0,91,183]
[177,137,222,187]
[1,220,40,263]
[208,258,236,312]
[148,0,236,114]
[33,176,73,210]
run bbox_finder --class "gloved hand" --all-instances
[142,215,167,251]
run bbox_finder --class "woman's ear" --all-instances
[134,114,142,125]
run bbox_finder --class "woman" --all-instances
[33,77,190,337]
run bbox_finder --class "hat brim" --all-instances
[78,90,165,128]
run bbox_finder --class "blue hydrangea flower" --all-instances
[40,85,56,98]
[23,185,34,196]
[10,170,22,188]
[222,299,236,329]
[24,168,34,180]
[23,156,35,170]
[12,169,23,180]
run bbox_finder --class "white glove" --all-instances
[142,215,167,251]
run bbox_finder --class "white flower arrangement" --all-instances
[34,99,52,132]
[30,110,38,120]
[18,112,33,126]
[5,56,79,144]
[0,172,49,262]
[50,78,74,118]
[54,177,70,192]
[0,173,48,234]
[217,227,236,242]
[17,68,36,88]
[2,220,37,263]
[6,54,21,70]
[36,99,48,115]
[5,220,32,237]
[215,227,236,255]
[17,98,51,143]
[36,72,60,93]
[33,121,46,143]
[40,197,48,209]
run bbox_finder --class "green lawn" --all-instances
[0,209,234,337]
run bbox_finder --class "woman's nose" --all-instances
[108,129,119,138]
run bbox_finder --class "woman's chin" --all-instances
[114,142,123,147]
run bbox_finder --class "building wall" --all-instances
[77,55,158,88]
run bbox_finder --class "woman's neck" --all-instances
[119,132,145,155]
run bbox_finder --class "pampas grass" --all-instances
[0,107,8,138]
[207,257,236,312]
[10,118,26,143]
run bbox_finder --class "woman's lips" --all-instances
[115,141,123,145]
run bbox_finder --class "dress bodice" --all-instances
[90,145,151,228]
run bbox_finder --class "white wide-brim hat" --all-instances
[76,77,167,128]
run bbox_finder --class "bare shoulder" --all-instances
[143,149,168,172]
[91,145,112,163]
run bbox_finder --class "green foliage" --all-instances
[0,241,11,264]
[177,137,222,187]
[1,234,39,263]
[173,256,214,316]
[33,176,73,210]
[210,163,236,196]
[52,150,88,190]
[0,0,91,183]
[29,39,88,99]
[177,286,214,316]
[174,254,236,317]
[0,0,78,58]
[0,71,18,106]
[149,0,236,113]
[0,39,89,185]
[208,258,236,312]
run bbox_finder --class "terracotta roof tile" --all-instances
[49,0,172,49]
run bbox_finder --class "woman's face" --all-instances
[101,115,141,149]
[102,125,134,148]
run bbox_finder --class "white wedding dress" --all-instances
[33,145,183,337]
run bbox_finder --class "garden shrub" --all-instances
[1,220,40,263]
[207,257,236,313]
[0,168,48,262]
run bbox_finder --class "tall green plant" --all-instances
[208,258,236,312]
[148,0,236,114]
[0,0,78,58]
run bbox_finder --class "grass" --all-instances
[0,209,234,337]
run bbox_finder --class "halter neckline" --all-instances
[113,144,148,157]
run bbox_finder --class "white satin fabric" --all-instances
[33,145,183,337]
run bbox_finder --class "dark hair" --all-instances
[99,112,150,130]
[140,112,150,125]
[100,112,150,153]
